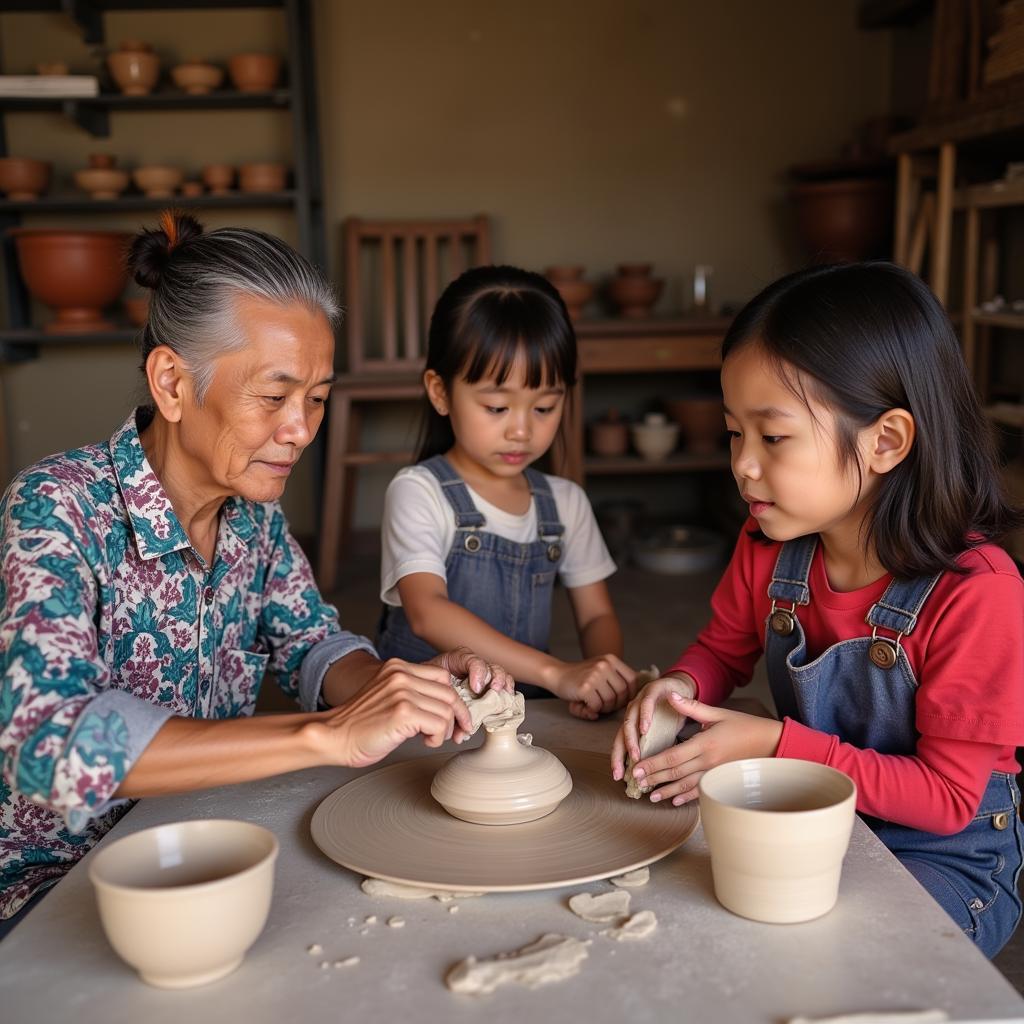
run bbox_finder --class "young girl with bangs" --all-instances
[376,265,638,719]
[612,262,1024,956]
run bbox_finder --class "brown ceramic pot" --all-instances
[11,229,132,334]
[107,40,160,96]
[238,162,286,192]
[545,265,594,320]
[589,410,629,457]
[179,180,204,197]
[201,163,235,194]
[74,154,129,199]
[228,53,281,92]
[0,158,51,200]
[608,264,663,318]
[171,60,223,95]
[133,165,183,197]
[664,397,725,455]
[790,178,893,263]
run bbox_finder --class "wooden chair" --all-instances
[317,215,492,591]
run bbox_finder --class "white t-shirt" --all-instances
[380,464,616,606]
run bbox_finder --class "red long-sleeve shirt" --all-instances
[669,522,1024,835]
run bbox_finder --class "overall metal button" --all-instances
[868,639,897,669]
[769,610,795,636]
[970,897,985,911]
[993,812,1010,831]
[547,543,561,562]
[463,534,481,553]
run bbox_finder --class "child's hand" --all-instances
[630,694,784,806]
[610,673,696,780]
[548,655,637,720]
[428,646,515,695]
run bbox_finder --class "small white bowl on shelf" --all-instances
[630,412,679,461]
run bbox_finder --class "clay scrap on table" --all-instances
[601,910,658,941]
[786,1013,948,1024]
[360,877,484,902]
[624,670,683,799]
[567,890,631,923]
[452,677,526,735]
[446,933,591,995]
[609,866,650,888]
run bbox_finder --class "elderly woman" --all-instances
[0,212,509,936]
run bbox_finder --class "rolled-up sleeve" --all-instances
[259,505,377,710]
[0,474,172,832]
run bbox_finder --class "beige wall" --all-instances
[0,1,891,532]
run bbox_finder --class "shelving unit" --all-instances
[0,0,325,341]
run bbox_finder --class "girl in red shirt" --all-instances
[611,262,1024,957]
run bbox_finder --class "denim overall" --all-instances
[765,535,1024,957]
[376,456,564,698]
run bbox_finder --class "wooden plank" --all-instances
[578,335,722,373]
[402,234,419,362]
[380,230,397,362]
[931,142,956,303]
[894,152,914,263]
[962,204,980,376]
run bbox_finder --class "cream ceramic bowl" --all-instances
[89,819,278,988]
[631,416,679,461]
[698,758,856,924]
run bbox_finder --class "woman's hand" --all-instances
[629,693,784,805]
[545,655,638,720]
[610,672,696,781]
[317,658,476,768]
[429,645,515,695]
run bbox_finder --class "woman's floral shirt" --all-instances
[0,409,374,918]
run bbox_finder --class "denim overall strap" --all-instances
[524,468,565,543]
[867,573,943,636]
[766,534,817,606]
[421,455,485,530]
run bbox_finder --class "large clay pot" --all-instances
[74,153,129,199]
[790,179,893,263]
[545,265,594,320]
[228,53,281,92]
[238,162,286,192]
[589,409,629,457]
[664,396,725,454]
[133,164,183,197]
[608,263,663,318]
[0,158,51,200]
[201,163,234,194]
[11,229,132,334]
[107,40,160,96]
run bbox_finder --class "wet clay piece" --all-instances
[567,890,631,923]
[446,934,591,995]
[360,878,483,902]
[601,910,658,940]
[312,750,698,892]
[432,685,572,825]
[610,866,650,887]
[625,701,683,799]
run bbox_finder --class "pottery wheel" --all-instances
[310,749,699,891]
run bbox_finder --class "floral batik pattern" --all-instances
[0,409,375,918]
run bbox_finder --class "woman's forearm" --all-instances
[115,712,326,798]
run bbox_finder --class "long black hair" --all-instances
[722,262,1022,578]
[416,265,578,461]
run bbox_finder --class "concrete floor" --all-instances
[314,541,1024,992]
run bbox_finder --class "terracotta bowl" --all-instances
[74,166,130,200]
[238,162,286,193]
[228,53,281,92]
[545,268,594,320]
[133,164,183,197]
[0,158,51,200]
[201,163,234,194]
[11,229,132,334]
[664,396,726,454]
[123,295,150,327]
[89,819,278,989]
[107,42,160,96]
[589,418,629,457]
[171,61,223,95]
[608,269,663,318]
[699,758,856,924]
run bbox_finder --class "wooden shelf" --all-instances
[0,191,297,213]
[971,311,1024,330]
[956,177,1024,211]
[583,452,731,475]
[3,1,283,10]
[0,89,290,111]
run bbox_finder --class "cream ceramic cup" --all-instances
[698,758,856,924]
[88,819,278,988]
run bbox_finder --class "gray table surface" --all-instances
[2,702,1023,1023]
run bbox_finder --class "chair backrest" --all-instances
[343,215,492,375]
